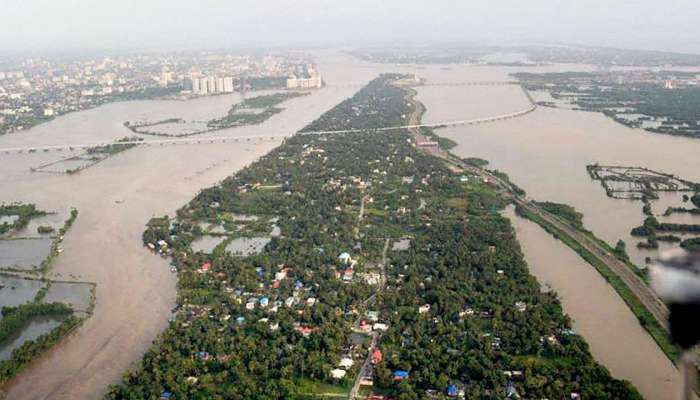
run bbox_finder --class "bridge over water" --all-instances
[0,106,535,155]
[1,82,536,155]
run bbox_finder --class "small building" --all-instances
[418,304,431,314]
[371,348,383,364]
[343,268,354,281]
[339,357,354,369]
[416,140,439,148]
[447,384,459,397]
[275,270,288,281]
[260,297,269,307]
[285,297,298,308]
[330,369,347,379]
[373,323,389,332]
[339,252,352,263]
[515,301,527,312]
[366,311,379,322]
[197,262,211,273]
[393,370,409,381]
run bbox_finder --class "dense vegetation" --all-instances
[515,72,700,139]
[0,204,46,235]
[108,74,640,399]
[208,92,308,130]
[86,136,144,156]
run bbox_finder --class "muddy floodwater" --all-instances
[417,78,700,269]
[0,52,374,399]
[401,61,698,399]
[505,207,682,400]
[0,52,694,399]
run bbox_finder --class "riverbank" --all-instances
[514,204,678,361]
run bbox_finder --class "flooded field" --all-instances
[11,209,70,238]
[0,215,19,226]
[392,238,411,251]
[0,238,52,269]
[0,316,66,361]
[0,276,44,309]
[190,235,225,253]
[43,281,94,313]
[224,237,271,256]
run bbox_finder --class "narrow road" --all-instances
[348,332,378,400]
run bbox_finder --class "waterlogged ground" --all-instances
[0,276,44,309]
[0,316,66,361]
[0,238,52,269]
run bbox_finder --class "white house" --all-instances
[330,369,347,379]
[339,357,354,369]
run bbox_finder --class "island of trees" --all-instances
[107,74,640,399]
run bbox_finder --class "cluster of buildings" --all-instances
[188,76,236,95]
[286,74,323,89]
[0,51,323,134]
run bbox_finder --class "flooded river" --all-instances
[505,206,681,399]
[403,62,697,399]
[0,52,694,399]
[0,53,369,399]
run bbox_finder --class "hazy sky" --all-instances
[3,0,700,54]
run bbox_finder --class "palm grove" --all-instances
[108,75,641,399]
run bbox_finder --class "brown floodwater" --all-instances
[0,53,369,399]
[0,52,694,399]
[401,61,698,399]
[506,206,682,400]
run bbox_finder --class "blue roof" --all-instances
[394,370,409,378]
[161,391,173,399]
[447,385,458,396]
